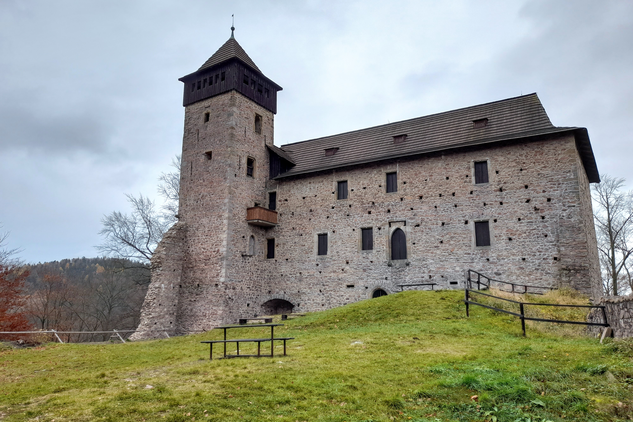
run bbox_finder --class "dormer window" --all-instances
[325,148,339,157]
[393,134,407,144]
[473,118,489,128]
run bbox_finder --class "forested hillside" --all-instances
[18,258,149,341]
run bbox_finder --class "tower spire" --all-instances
[231,14,235,39]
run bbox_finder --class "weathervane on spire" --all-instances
[231,14,235,38]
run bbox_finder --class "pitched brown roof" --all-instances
[198,36,261,72]
[277,93,599,182]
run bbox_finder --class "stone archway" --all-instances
[261,298,294,315]
[372,288,388,298]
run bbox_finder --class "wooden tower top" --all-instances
[178,29,282,113]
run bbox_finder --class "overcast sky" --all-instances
[1,0,632,264]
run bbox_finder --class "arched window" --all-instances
[391,228,407,260]
[248,235,255,255]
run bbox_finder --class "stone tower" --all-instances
[131,29,282,339]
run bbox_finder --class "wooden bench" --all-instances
[281,313,306,321]
[238,317,273,325]
[397,283,437,291]
[201,324,293,360]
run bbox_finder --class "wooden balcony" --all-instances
[246,206,278,227]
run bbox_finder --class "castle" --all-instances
[131,30,601,339]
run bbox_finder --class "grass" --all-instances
[0,290,632,421]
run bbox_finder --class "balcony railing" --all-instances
[246,206,278,227]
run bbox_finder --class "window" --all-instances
[204,112,210,123]
[246,157,254,177]
[393,134,407,144]
[203,78,207,88]
[243,75,249,85]
[255,114,262,134]
[337,181,348,200]
[191,83,195,92]
[386,172,397,193]
[474,161,489,184]
[267,238,275,259]
[220,72,225,82]
[391,228,407,260]
[473,118,489,128]
[325,148,339,157]
[268,191,277,211]
[361,228,373,251]
[248,236,255,255]
[197,80,201,90]
[204,151,212,160]
[475,221,490,247]
[318,233,328,256]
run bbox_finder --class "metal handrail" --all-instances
[466,269,553,294]
[465,288,609,336]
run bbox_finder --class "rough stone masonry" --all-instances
[130,32,602,340]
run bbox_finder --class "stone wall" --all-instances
[588,294,633,339]
[133,89,602,338]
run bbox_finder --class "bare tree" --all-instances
[0,225,21,266]
[592,175,633,296]
[97,156,180,283]
[158,154,181,222]
[98,194,169,263]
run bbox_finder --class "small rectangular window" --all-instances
[325,148,339,157]
[361,228,373,251]
[393,134,407,144]
[386,172,397,193]
[475,221,490,247]
[254,114,262,134]
[265,88,269,98]
[204,151,212,160]
[267,238,275,259]
[257,84,263,94]
[243,75,249,85]
[246,157,254,177]
[204,112,210,123]
[191,83,195,92]
[215,74,219,83]
[209,76,213,86]
[197,80,201,90]
[318,233,328,256]
[221,72,225,82]
[474,161,489,184]
[203,78,207,88]
[473,118,489,128]
[337,181,348,200]
[268,191,277,211]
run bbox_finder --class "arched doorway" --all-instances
[261,299,294,315]
[372,289,388,298]
[391,228,407,260]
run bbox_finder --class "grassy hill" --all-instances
[1,290,632,421]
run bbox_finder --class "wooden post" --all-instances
[520,303,526,336]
